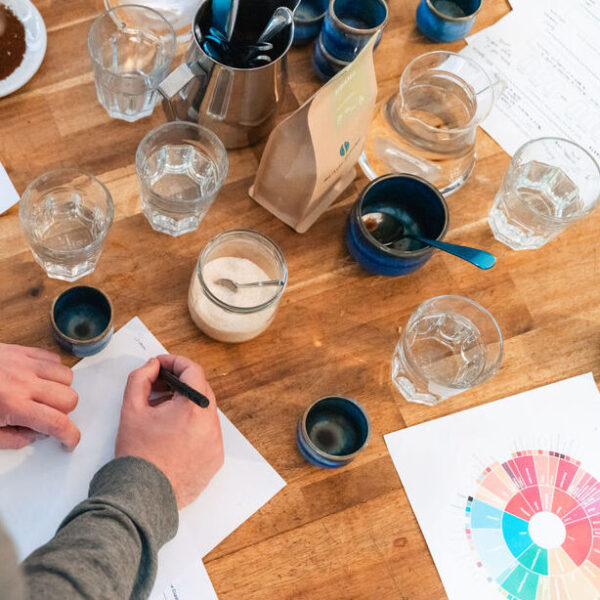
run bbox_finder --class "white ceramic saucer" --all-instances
[0,0,47,98]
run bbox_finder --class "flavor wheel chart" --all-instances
[465,449,600,600]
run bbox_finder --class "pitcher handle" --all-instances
[158,63,198,121]
[206,68,233,121]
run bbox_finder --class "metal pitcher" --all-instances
[158,0,296,149]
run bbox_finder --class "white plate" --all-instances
[0,0,47,98]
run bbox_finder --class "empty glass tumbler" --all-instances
[19,169,114,282]
[136,121,229,236]
[488,138,600,250]
[392,295,503,406]
[88,5,176,122]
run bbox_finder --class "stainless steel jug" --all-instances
[158,0,296,149]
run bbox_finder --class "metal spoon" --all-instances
[362,211,496,270]
[215,278,285,292]
[257,6,294,44]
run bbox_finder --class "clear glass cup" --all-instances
[188,229,287,343]
[360,51,501,195]
[488,138,600,250]
[392,295,503,406]
[19,169,114,282]
[136,121,228,236]
[88,5,176,122]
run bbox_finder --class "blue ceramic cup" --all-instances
[346,174,449,277]
[293,0,329,45]
[318,0,388,63]
[50,286,114,357]
[312,36,350,81]
[416,0,482,43]
[297,396,371,469]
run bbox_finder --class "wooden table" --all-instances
[3,1,599,598]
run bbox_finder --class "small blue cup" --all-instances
[312,36,350,82]
[50,286,114,357]
[297,396,371,469]
[293,0,329,45]
[416,0,482,43]
[345,174,449,277]
[318,0,388,63]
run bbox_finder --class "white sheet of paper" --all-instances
[462,0,600,161]
[160,559,218,600]
[385,373,600,600]
[0,317,286,599]
[0,161,20,214]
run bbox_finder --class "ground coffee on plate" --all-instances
[0,4,26,80]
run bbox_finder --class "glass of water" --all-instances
[88,5,176,122]
[392,295,503,406]
[136,121,229,236]
[488,138,600,250]
[19,169,114,281]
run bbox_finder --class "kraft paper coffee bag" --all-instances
[249,36,378,233]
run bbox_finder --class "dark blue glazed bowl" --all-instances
[293,0,329,45]
[346,174,449,277]
[319,0,388,62]
[312,36,350,81]
[50,286,114,357]
[297,396,371,469]
[416,0,481,43]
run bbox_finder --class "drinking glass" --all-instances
[488,138,600,250]
[19,169,114,282]
[136,121,228,236]
[88,5,176,122]
[392,295,503,406]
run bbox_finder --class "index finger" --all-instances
[8,402,80,451]
[24,347,62,364]
[157,355,214,404]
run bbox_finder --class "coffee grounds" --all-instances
[0,4,26,81]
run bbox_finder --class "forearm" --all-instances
[22,457,178,600]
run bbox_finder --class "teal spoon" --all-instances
[362,211,496,270]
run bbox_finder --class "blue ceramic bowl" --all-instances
[312,35,350,81]
[346,174,449,277]
[297,396,371,469]
[293,0,329,45]
[319,0,388,62]
[50,286,114,357]
[416,0,481,43]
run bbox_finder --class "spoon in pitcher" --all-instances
[362,211,496,270]
[215,278,285,292]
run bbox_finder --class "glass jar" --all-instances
[188,229,288,343]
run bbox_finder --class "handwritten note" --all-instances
[462,0,600,161]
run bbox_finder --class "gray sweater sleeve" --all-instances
[21,456,179,600]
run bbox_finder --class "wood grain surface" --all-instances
[3,1,598,598]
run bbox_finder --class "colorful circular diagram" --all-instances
[465,449,600,599]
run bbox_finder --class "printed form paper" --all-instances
[462,0,600,162]
[0,317,286,599]
[385,373,600,600]
[0,161,19,214]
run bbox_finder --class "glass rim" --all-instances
[88,3,177,70]
[19,167,114,250]
[328,0,389,35]
[425,0,482,21]
[401,294,504,391]
[135,121,229,203]
[398,50,496,134]
[196,229,288,314]
[508,137,600,223]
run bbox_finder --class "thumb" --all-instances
[123,357,160,410]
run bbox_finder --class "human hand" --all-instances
[115,355,224,509]
[0,344,80,450]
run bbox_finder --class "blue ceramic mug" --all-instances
[416,0,482,43]
[346,174,449,277]
[297,396,371,469]
[293,0,329,45]
[318,0,388,63]
[50,286,114,357]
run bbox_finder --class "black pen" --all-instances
[158,366,210,409]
